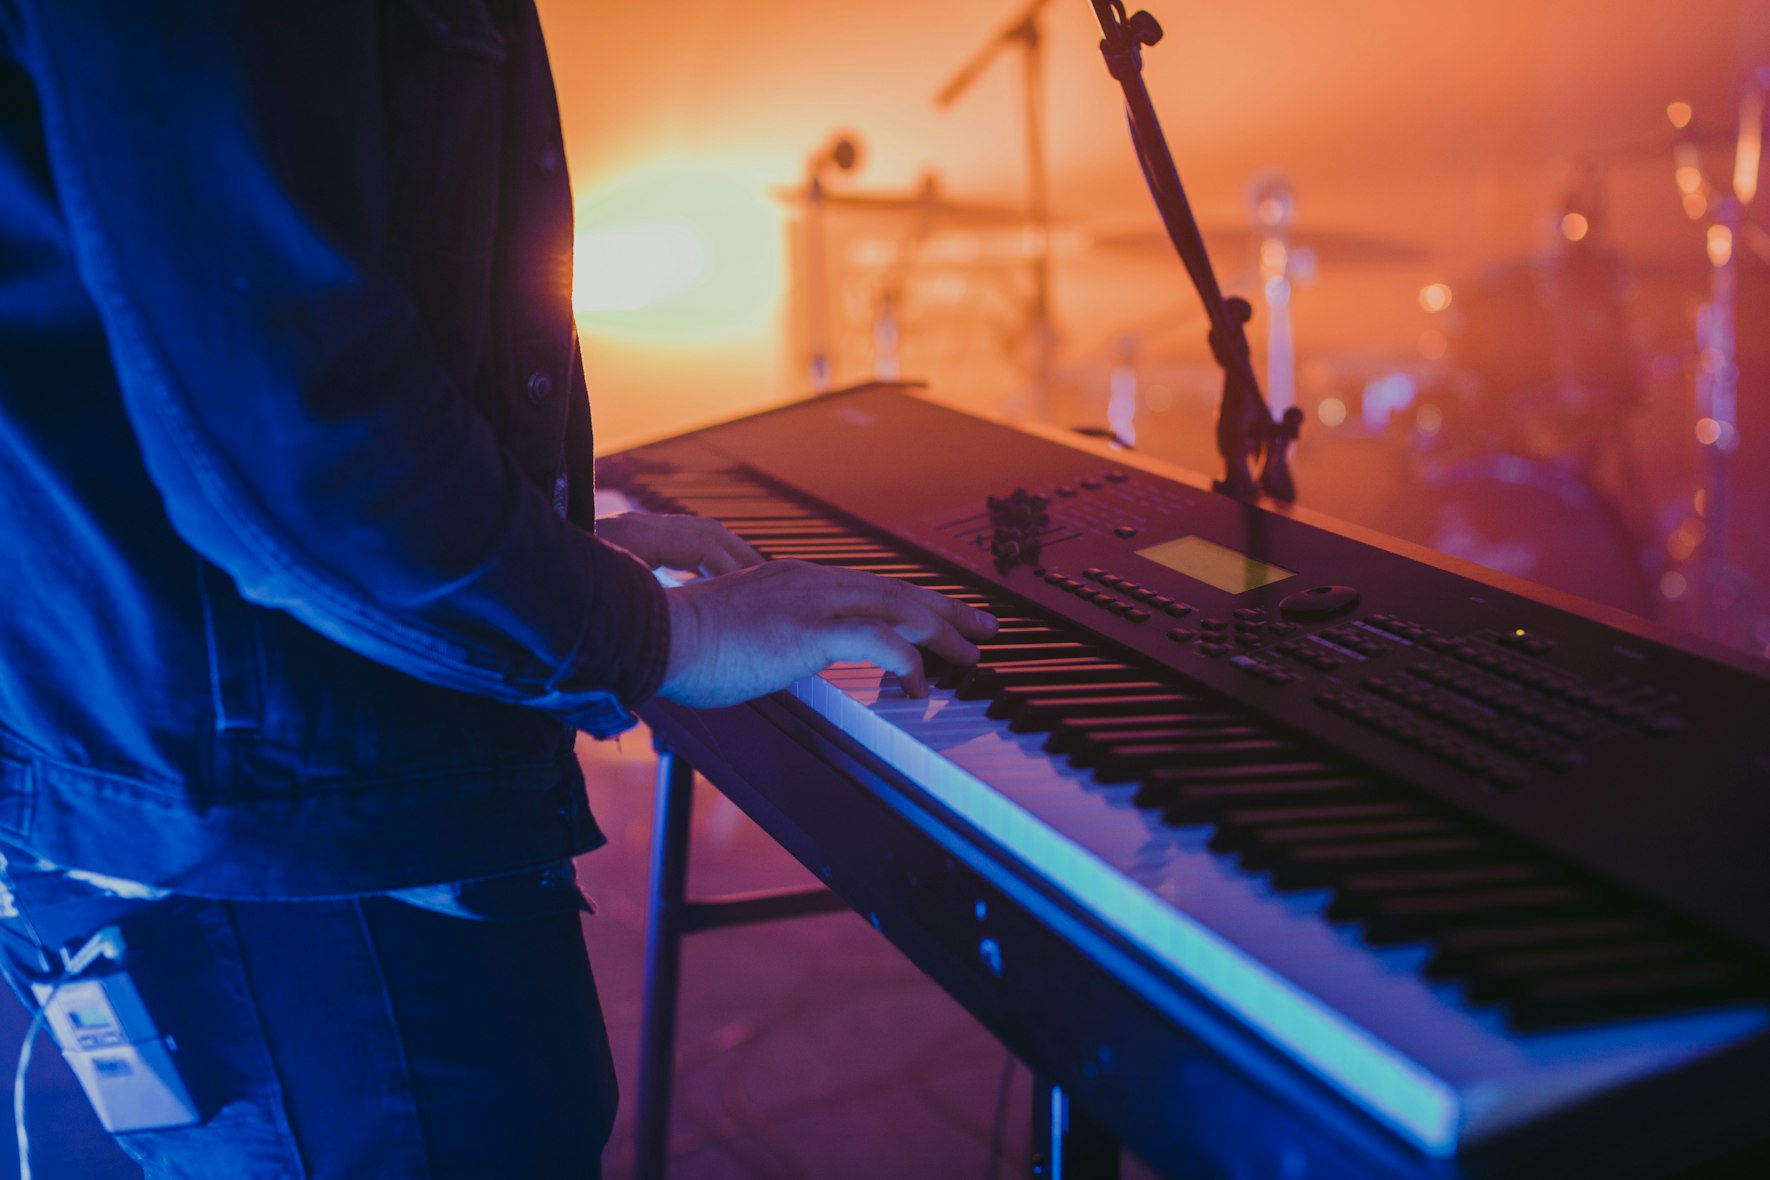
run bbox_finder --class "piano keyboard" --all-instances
[609,468,1770,1157]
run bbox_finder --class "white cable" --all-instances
[14,992,52,1180]
[11,928,120,1180]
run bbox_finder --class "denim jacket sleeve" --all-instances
[5,2,669,735]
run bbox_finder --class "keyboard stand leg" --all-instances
[635,744,695,1180]
[1030,1076,1120,1180]
[632,740,848,1180]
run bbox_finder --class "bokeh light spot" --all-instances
[1418,283,1453,313]
[1706,224,1733,268]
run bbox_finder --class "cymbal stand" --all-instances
[800,137,862,392]
[871,176,944,382]
[1087,1,1301,501]
[1697,193,1743,639]
[1672,70,1766,648]
[1247,172,1307,417]
[936,0,1058,420]
[804,168,834,392]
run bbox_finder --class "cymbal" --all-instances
[770,183,1031,228]
[1089,224,1432,268]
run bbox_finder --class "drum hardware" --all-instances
[774,174,1044,399]
[1393,453,1658,620]
[793,133,865,392]
[1660,70,1770,655]
[1245,172,1306,418]
[1086,224,1431,269]
[934,0,1060,420]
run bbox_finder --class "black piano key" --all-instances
[1092,739,1298,782]
[1462,939,1704,1006]
[989,683,1178,722]
[988,622,1068,635]
[1425,916,1663,980]
[1233,814,1449,848]
[899,585,982,600]
[1357,883,1604,945]
[1047,711,1246,757]
[1151,774,1376,823]
[681,503,823,517]
[1068,726,1265,769]
[1214,801,1425,837]
[1045,714,1247,756]
[1325,863,1552,922]
[1505,963,1758,1031]
[972,642,1105,666]
[729,527,842,538]
[876,570,979,586]
[1138,760,1356,793]
[1266,836,1493,890]
[1216,813,1446,860]
[754,547,903,560]
[1008,694,1210,732]
[954,662,1143,700]
[939,657,1101,694]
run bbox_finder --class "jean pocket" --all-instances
[110,901,307,1179]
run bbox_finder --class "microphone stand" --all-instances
[1087,0,1302,501]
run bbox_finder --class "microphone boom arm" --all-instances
[1088,0,1301,501]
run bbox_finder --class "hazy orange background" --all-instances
[538,0,1770,654]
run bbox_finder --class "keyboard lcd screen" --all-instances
[1135,535,1295,595]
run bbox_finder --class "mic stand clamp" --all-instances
[1090,0,1301,502]
[1211,297,1303,501]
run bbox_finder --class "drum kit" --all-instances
[771,28,1770,661]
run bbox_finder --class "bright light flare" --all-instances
[1736,89,1763,204]
[572,161,782,343]
[574,221,709,313]
[1560,213,1589,242]
[1418,282,1453,313]
[1667,101,1694,129]
[1707,224,1733,268]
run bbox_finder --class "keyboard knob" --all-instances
[1279,585,1360,620]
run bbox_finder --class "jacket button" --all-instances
[526,370,554,402]
[538,147,562,177]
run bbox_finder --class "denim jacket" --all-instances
[0,0,670,898]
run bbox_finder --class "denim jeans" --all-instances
[0,847,618,1179]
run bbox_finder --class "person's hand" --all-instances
[658,560,999,707]
[597,513,765,578]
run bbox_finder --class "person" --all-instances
[0,1,994,1175]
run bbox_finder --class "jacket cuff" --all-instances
[560,534,671,735]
